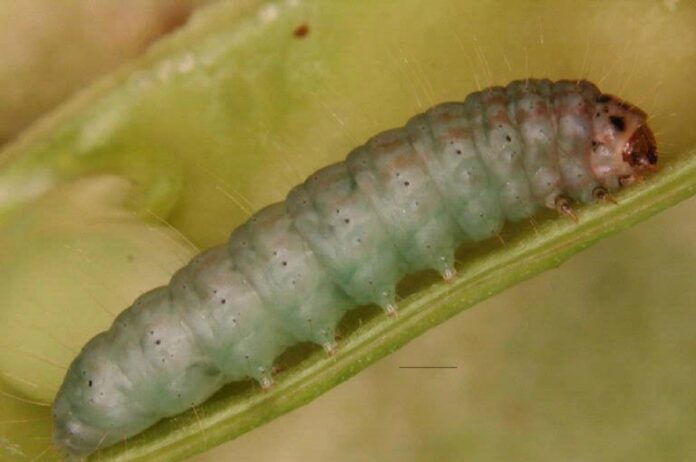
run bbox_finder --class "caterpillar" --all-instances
[52,78,658,457]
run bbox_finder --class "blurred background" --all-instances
[0,1,693,461]
[0,0,213,145]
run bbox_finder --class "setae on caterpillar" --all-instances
[52,78,658,457]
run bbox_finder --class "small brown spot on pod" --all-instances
[293,24,309,38]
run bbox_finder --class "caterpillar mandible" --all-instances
[52,78,658,457]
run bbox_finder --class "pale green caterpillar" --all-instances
[52,79,658,457]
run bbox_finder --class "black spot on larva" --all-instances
[344,218,350,224]
[596,95,612,103]
[282,261,288,266]
[155,339,161,345]
[149,330,154,335]
[88,380,93,387]
[403,181,410,186]
[456,149,462,155]
[609,116,626,132]
[505,135,511,142]
[221,299,226,304]
[596,112,601,117]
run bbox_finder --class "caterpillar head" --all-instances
[590,94,657,189]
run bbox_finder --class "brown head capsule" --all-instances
[623,124,658,172]
[590,94,658,189]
